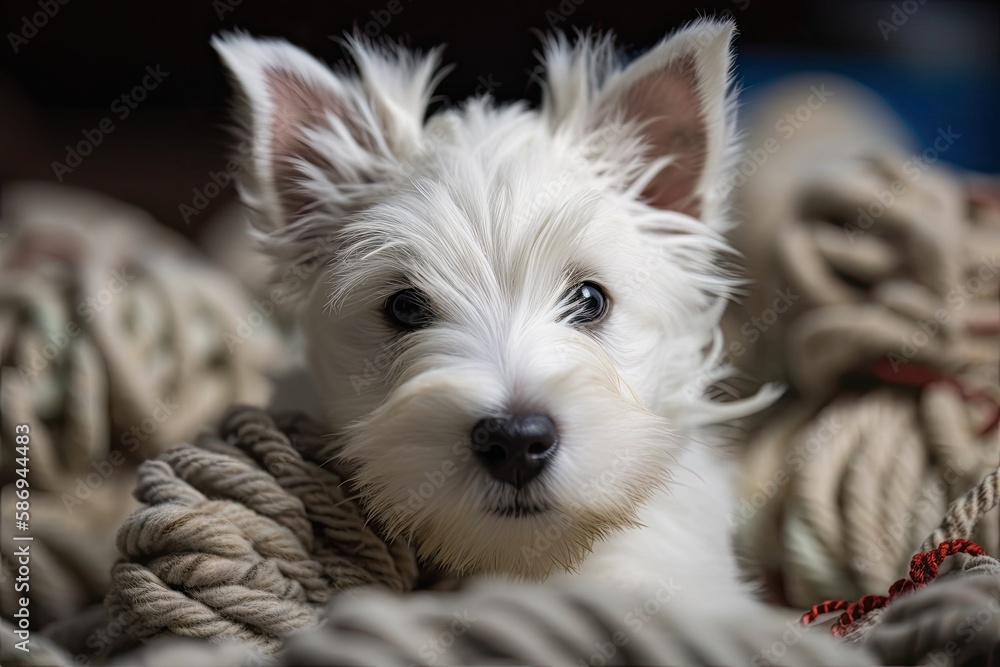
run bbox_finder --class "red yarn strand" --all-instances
[799,539,986,637]
[869,360,1000,435]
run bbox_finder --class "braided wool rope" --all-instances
[272,578,874,667]
[97,468,1000,667]
[862,558,1000,666]
[97,410,998,667]
[7,465,996,667]
[740,385,999,606]
[0,183,290,629]
[921,468,999,551]
[1,182,287,476]
[725,77,1000,608]
[105,406,419,653]
[806,465,1000,665]
[7,581,877,667]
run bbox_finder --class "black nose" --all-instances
[470,414,559,488]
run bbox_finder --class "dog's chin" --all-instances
[486,477,556,518]
[344,440,670,579]
[490,501,551,519]
[360,477,650,580]
[414,507,631,580]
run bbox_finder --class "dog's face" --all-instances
[216,20,757,578]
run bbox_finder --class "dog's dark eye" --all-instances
[385,288,433,330]
[561,281,609,325]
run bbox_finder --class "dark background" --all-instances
[1,0,997,237]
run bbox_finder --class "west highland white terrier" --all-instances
[214,18,776,598]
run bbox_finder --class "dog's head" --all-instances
[215,19,764,579]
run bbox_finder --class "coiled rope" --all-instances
[802,465,1000,664]
[725,76,1000,608]
[105,406,419,653]
[0,182,288,629]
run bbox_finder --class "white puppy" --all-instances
[214,18,775,599]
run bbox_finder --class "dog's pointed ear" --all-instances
[543,19,736,220]
[211,33,441,254]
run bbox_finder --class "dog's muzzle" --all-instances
[470,414,558,488]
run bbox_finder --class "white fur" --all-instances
[213,19,778,596]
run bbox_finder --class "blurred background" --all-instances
[1,0,997,237]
